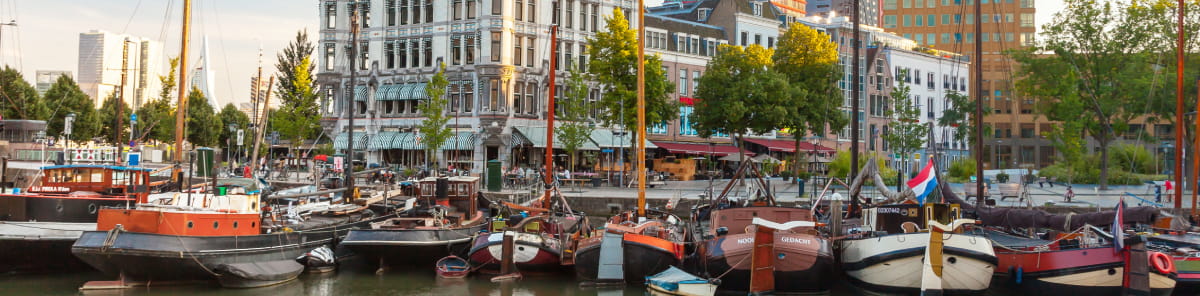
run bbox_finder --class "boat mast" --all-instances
[1194,79,1199,217]
[850,0,861,213]
[1174,0,1185,212]
[117,39,129,165]
[250,77,275,175]
[636,0,647,218]
[173,0,191,182]
[543,25,558,210]
[347,7,360,200]
[973,0,984,209]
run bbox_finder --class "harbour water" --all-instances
[0,257,868,296]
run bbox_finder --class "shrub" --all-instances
[947,158,976,183]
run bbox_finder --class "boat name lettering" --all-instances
[29,186,70,192]
[877,208,905,214]
[737,238,754,244]
[782,237,811,244]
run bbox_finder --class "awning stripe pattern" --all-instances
[512,126,599,150]
[353,86,369,101]
[651,141,753,157]
[368,131,400,151]
[333,132,369,150]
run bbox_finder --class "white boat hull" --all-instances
[841,232,997,294]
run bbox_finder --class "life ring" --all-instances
[1150,252,1175,274]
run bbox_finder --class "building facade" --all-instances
[77,30,164,108]
[35,70,72,95]
[879,0,1040,169]
[882,47,970,170]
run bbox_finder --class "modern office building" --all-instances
[77,30,164,108]
[879,0,1040,169]
[35,70,72,95]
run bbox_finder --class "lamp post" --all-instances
[64,113,75,164]
[808,136,821,199]
[227,124,237,172]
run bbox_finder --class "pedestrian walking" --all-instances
[1064,185,1075,202]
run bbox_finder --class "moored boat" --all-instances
[436,255,471,278]
[0,164,153,273]
[572,209,688,283]
[71,178,387,285]
[340,176,490,267]
[989,230,1176,296]
[645,266,718,296]
[466,211,584,274]
[839,203,997,295]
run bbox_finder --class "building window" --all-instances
[740,31,748,46]
[515,0,524,21]
[698,8,711,21]
[492,0,502,15]
[466,34,477,64]
[386,0,397,26]
[751,2,762,16]
[1021,0,1034,7]
[325,4,337,29]
[453,0,462,20]
[553,1,560,25]
[527,37,536,67]
[692,70,700,94]
[565,1,573,28]
[679,106,697,136]
[526,82,537,115]
[361,3,371,28]
[487,79,499,111]
[678,69,688,95]
[398,40,408,68]
[360,42,369,70]
[914,70,921,84]
[451,36,462,65]
[464,82,475,111]
[467,0,477,19]
[425,0,433,23]
[513,82,524,114]
[884,15,897,28]
[514,37,523,66]
[491,32,501,62]
[400,0,409,25]
[754,34,762,45]
[1020,13,1034,27]
[325,43,335,71]
[423,38,432,67]
[385,41,396,69]
[528,1,536,23]
[579,3,588,31]
[591,4,599,31]
[885,0,898,9]
[927,14,935,26]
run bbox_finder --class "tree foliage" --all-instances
[828,149,898,185]
[0,66,46,120]
[1011,0,1170,189]
[586,7,678,147]
[273,57,322,144]
[218,103,251,150]
[773,23,847,179]
[43,75,100,142]
[185,87,222,147]
[275,30,316,102]
[97,92,131,145]
[556,63,596,173]
[692,44,791,161]
[135,57,179,144]
[418,64,452,169]
[880,71,929,177]
[937,91,987,146]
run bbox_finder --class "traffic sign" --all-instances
[130,114,137,122]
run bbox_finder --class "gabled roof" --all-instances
[646,14,726,40]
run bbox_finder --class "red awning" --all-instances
[652,141,754,157]
[743,138,835,153]
[679,96,698,106]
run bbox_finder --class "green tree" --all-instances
[1011,0,1162,189]
[586,7,678,149]
[97,92,131,145]
[418,64,452,169]
[218,103,251,150]
[43,75,100,142]
[880,70,929,180]
[828,149,898,184]
[185,87,222,147]
[556,63,596,174]
[773,23,847,180]
[937,91,989,147]
[275,30,316,102]
[692,44,791,162]
[273,57,322,144]
[0,66,46,120]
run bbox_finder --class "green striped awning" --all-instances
[368,131,400,151]
[375,85,398,101]
[406,83,428,100]
[392,132,422,150]
[440,132,477,150]
[333,132,369,150]
[353,86,369,101]
[512,126,599,150]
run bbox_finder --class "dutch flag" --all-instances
[906,158,939,205]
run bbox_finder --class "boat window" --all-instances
[187,221,194,228]
[91,169,104,183]
[233,221,239,229]
[213,221,219,229]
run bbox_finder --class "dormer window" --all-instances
[698,8,711,21]
[751,3,762,16]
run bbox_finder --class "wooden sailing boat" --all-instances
[466,25,589,278]
[571,1,689,285]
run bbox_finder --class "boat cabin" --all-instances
[709,207,815,237]
[28,164,152,199]
[861,203,962,234]
[415,176,479,215]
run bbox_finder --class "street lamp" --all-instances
[227,124,238,171]
[64,113,75,164]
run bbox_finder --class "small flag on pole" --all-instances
[1112,197,1126,253]
[906,158,939,205]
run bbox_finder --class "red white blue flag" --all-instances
[1112,197,1126,253]
[906,158,939,205]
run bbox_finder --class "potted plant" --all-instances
[996,172,1010,183]
[780,170,794,182]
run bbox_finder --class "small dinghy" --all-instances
[297,246,337,273]
[436,255,471,278]
[645,266,718,296]
[214,260,305,288]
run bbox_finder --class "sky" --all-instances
[2,0,1062,108]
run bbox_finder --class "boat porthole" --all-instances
[187,221,194,228]
[1082,251,1087,256]
[233,221,239,229]
[251,221,256,228]
[88,204,98,214]
[518,247,525,251]
[213,221,219,229]
[56,204,65,213]
[777,253,785,260]
[1108,268,1116,275]
[948,257,957,264]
